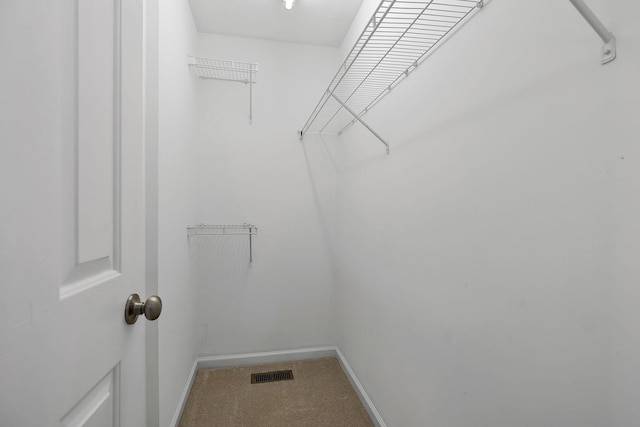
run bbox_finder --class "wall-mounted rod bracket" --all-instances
[329,93,390,155]
[569,0,616,64]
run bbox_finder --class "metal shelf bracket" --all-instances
[331,93,390,155]
[569,0,616,64]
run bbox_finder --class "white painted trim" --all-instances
[196,346,337,369]
[169,359,198,427]
[335,348,387,427]
[169,346,386,427]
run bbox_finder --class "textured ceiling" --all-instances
[188,0,365,47]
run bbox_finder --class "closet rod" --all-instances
[568,0,616,64]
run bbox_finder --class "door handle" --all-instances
[124,294,162,324]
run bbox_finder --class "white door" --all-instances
[0,0,151,425]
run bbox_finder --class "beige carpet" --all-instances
[178,357,374,427]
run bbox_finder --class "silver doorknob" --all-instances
[125,293,163,324]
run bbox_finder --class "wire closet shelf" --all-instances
[187,224,258,236]
[189,57,258,84]
[299,0,484,153]
[188,56,259,123]
[187,224,258,262]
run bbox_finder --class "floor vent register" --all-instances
[250,369,294,384]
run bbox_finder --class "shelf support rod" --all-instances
[568,0,616,64]
[329,92,389,155]
[249,69,253,124]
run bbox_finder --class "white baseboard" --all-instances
[170,346,386,427]
[169,359,198,427]
[334,347,387,427]
[196,346,338,369]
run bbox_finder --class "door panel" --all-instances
[61,0,120,300]
[60,366,119,427]
[0,0,148,425]
[76,0,117,266]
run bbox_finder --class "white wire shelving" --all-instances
[188,56,259,123]
[187,223,258,262]
[299,0,616,155]
[299,0,484,154]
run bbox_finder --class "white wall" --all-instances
[191,34,339,356]
[303,0,639,425]
[153,0,640,425]
[157,0,200,425]
[609,0,640,425]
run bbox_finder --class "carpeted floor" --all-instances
[178,357,374,427]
